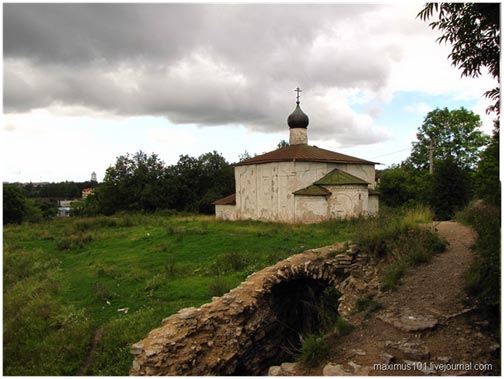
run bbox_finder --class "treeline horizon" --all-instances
[4,150,235,223]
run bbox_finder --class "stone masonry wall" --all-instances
[130,243,372,376]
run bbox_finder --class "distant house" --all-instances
[213,90,379,224]
[82,188,95,199]
[57,200,76,217]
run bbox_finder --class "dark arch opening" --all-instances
[232,277,341,375]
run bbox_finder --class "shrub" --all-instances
[56,233,93,250]
[95,263,119,279]
[144,273,166,292]
[380,261,406,291]
[457,202,500,321]
[354,294,384,318]
[431,159,472,220]
[92,282,115,302]
[208,252,249,275]
[175,227,185,241]
[353,206,446,291]
[207,278,232,297]
[333,317,355,336]
[352,207,425,257]
[298,334,330,367]
[164,257,178,276]
[73,217,118,232]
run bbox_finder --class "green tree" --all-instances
[378,166,432,208]
[406,107,489,171]
[167,151,234,213]
[431,158,472,220]
[3,184,44,223]
[277,139,289,148]
[79,150,234,215]
[474,130,500,206]
[238,150,253,162]
[71,193,101,217]
[3,184,28,224]
[35,199,58,219]
[99,151,169,214]
[418,3,500,116]
[197,151,235,214]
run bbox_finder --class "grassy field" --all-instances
[4,213,359,375]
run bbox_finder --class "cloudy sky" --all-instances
[3,3,496,183]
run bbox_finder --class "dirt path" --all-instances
[300,221,500,376]
[78,326,104,375]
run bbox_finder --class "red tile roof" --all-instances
[212,193,236,205]
[235,144,376,166]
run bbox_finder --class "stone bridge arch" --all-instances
[130,243,367,376]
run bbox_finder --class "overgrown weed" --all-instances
[298,334,330,367]
[354,294,384,318]
[208,252,249,275]
[456,201,500,321]
[56,233,93,250]
[207,278,232,297]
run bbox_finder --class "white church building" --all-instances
[214,90,379,224]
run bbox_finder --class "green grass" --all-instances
[3,208,446,375]
[4,213,356,376]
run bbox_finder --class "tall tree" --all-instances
[3,184,43,223]
[277,140,289,148]
[474,130,500,206]
[99,151,169,214]
[431,158,472,220]
[378,165,432,208]
[3,184,28,224]
[418,3,500,118]
[406,107,489,171]
[167,151,234,213]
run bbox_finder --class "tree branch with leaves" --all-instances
[418,3,500,118]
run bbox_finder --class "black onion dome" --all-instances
[287,102,309,129]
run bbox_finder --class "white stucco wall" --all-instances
[331,163,376,189]
[234,161,376,223]
[368,194,379,216]
[294,196,329,224]
[235,161,331,222]
[215,205,237,221]
[289,128,308,145]
[323,184,369,219]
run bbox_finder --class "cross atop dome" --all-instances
[295,87,302,103]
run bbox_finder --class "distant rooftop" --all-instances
[212,193,236,205]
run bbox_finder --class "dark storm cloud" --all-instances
[4,3,399,144]
[4,4,205,64]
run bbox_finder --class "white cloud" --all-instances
[472,97,497,136]
[405,102,432,115]
[146,128,197,146]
